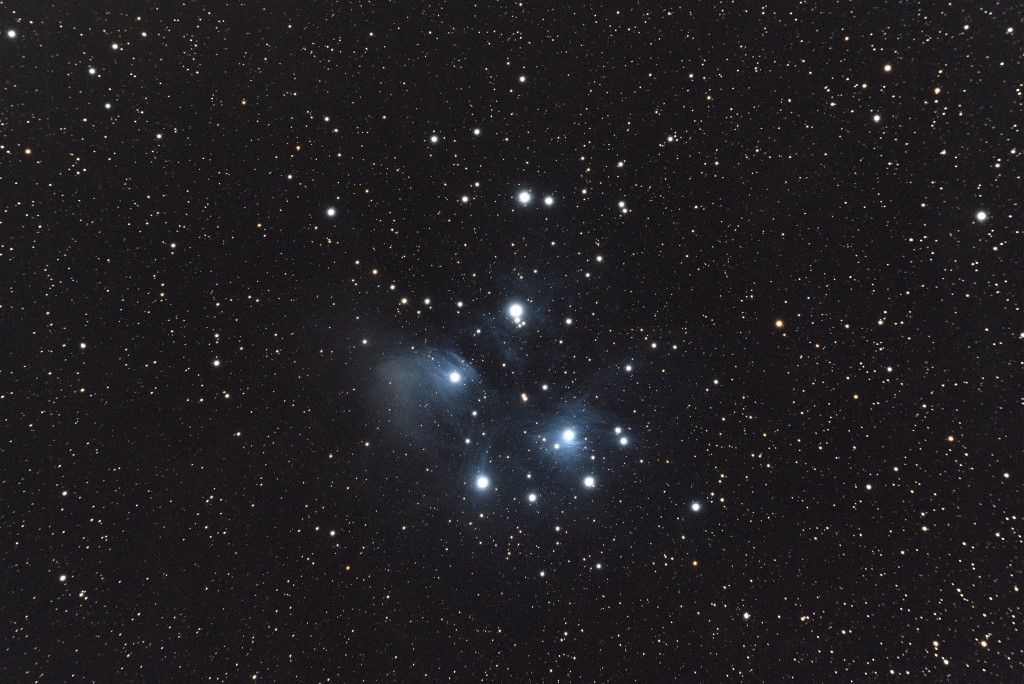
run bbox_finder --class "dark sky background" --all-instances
[3,2,1023,681]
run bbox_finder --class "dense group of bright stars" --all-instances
[467,297,620,499]
[367,272,707,512]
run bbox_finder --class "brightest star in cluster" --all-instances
[976,210,988,222]
[562,429,576,442]
[583,475,596,488]
[509,303,524,319]
[475,475,490,490]
[517,190,532,205]
[448,371,462,384]
[326,207,336,217]
[691,502,701,512]
[544,195,554,206]
[527,493,537,503]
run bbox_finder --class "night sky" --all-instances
[3,2,1024,681]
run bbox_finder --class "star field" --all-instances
[3,2,1024,681]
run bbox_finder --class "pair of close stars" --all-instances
[517,190,555,207]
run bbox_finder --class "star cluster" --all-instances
[2,3,1023,682]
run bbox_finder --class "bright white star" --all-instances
[517,190,532,205]
[562,429,576,442]
[448,371,462,383]
[583,476,595,488]
[476,476,490,490]
[509,303,524,319]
